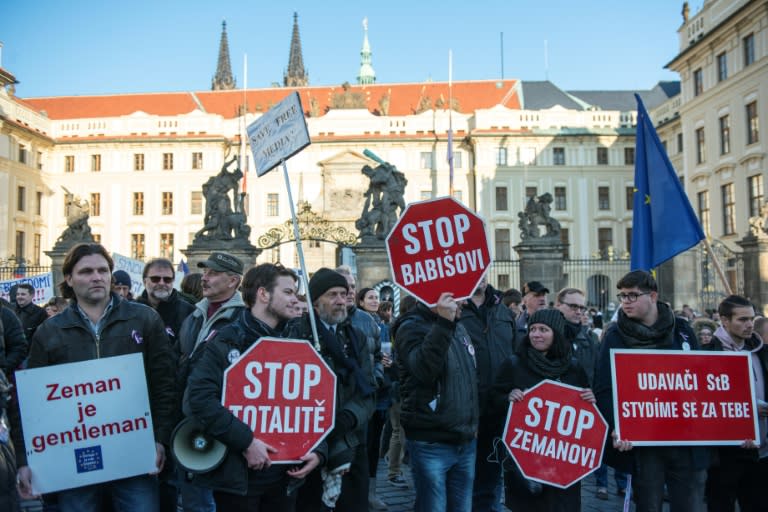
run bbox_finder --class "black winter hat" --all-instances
[112,270,131,287]
[529,308,567,340]
[309,268,348,302]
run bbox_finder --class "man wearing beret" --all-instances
[515,281,550,342]
[284,268,376,512]
[175,252,246,512]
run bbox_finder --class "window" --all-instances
[496,147,508,166]
[160,233,174,259]
[133,192,144,216]
[309,240,321,249]
[696,127,706,164]
[717,52,727,82]
[554,186,567,210]
[748,174,764,218]
[598,228,613,257]
[744,33,755,67]
[18,144,27,164]
[420,152,433,169]
[721,183,735,235]
[191,191,203,215]
[131,234,145,259]
[719,115,731,155]
[698,190,710,237]
[33,234,41,265]
[494,229,511,260]
[37,151,42,170]
[677,133,683,153]
[452,151,463,169]
[15,231,25,260]
[192,152,203,169]
[91,154,101,172]
[495,187,508,211]
[597,147,608,165]
[626,186,635,210]
[92,233,102,244]
[497,274,510,290]
[560,227,570,259]
[747,101,759,145]
[693,68,703,96]
[626,228,633,254]
[17,186,25,212]
[526,186,538,200]
[134,153,145,171]
[662,140,668,153]
[36,191,42,215]
[553,147,565,165]
[624,147,635,165]
[420,190,432,201]
[90,193,101,216]
[267,193,279,216]
[163,153,174,170]
[162,192,173,215]
[598,186,610,210]
[65,155,75,173]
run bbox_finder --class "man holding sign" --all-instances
[16,243,176,512]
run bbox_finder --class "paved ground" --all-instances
[375,458,657,512]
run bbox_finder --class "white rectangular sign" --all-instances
[16,353,157,494]
[0,273,55,305]
[247,91,311,176]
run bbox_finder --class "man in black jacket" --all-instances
[0,304,27,376]
[186,263,322,509]
[459,278,515,512]
[16,243,176,512]
[396,292,479,512]
[14,283,47,342]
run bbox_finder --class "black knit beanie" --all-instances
[529,308,567,340]
[309,268,349,302]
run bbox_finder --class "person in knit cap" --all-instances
[491,307,594,511]
[284,268,375,512]
[111,269,133,300]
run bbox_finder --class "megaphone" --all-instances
[170,417,228,474]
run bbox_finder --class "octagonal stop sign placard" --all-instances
[386,197,490,306]
[222,337,336,463]
[503,380,607,489]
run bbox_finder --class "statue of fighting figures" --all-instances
[356,150,408,240]
[58,187,94,244]
[518,192,561,240]
[195,156,251,241]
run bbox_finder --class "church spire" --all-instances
[212,20,236,91]
[284,12,308,87]
[357,17,375,85]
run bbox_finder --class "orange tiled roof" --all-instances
[21,80,520,120]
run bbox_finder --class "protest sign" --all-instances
[247,92,310,176]
[0,272,54,305]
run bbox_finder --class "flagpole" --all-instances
[281,159,320,350]
[241,54,248,194]
[702,238,733,296]
[448,50,454,196]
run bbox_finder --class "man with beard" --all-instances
[705,295,768,511]
[284,268,375,512]
[594,270,708,512]
[186,263,323,509]
[515,281,549,341]
[458,277,515,512]
[14,283,47,341]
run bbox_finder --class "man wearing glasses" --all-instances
[594,270,707,512]
[138,258,196,348]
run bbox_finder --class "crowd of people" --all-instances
[0,242,766,512]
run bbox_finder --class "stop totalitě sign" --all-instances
[386,196,491,306]
[222,337,337,463]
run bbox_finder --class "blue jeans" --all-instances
[407,438,476,512]
[58,474,158,512]
[595,463,628,491]
[633,446,706,512]
[178,474,216,512]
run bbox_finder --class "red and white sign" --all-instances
[611,350,759,445]
[222,337,337,462]
[15,354,157,494]
[386,197,490,306]
[503,380,607,489]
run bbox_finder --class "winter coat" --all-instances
[0,306,27,375]
[136,288,195,347]
[15,302,47,342]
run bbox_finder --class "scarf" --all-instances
[525,345,572,379]
[617,302,676,349]
[318,321,374,398]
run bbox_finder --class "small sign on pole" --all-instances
[247,92,310,177]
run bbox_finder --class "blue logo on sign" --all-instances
[75,446,104,473]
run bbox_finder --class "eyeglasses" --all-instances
[563,302,588,312]
[148,276,174,284]
[616,292,650,303]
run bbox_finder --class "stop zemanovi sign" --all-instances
[386,196,491,306]
[222,337,337,463]
[503,380,608,489]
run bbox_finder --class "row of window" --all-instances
[692,33,755,98]
[696,174,764,237]
[15,187,44,215]
[694,101,759,164]
[492,226,625,261]
[64,152,204,172]
[495,146,636,167]
[493,185,636,212]
[419,151,463,169]
[85,191,283,218]
[13,231,42,265]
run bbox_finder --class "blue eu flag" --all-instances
[631,94,705,271]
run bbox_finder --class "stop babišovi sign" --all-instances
[386,196,490,306]
[502,380,607,489]
[222,337,337,463]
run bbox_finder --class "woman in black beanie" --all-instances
[490,308,595,512]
